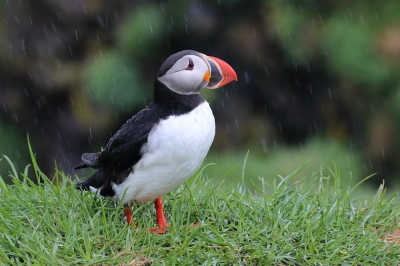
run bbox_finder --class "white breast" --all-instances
[112,101,215,203]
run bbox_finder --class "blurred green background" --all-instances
[0,0,399,194]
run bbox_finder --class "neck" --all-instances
[153,79,205,115]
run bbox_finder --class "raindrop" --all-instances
[314,121,318,132]
[160,3,164,12]
[347,7,353,18]
[374,12,379,21]
[97,16,105,28]
[79,102,82,112]
[24,88,29,97]
[311,19,315,28]
[352,121,356,130]
[278,123,282,133]
[287,31,291,41]
[75,30,78,41]
[252,28,256,39]
[69,45,73,56]
[264,66,269,75]
[309,85,312,95]
[9,43,12,54]
[235,119,238,128]
[274,139,277,150]
[221,99,224,107]
[349,139,353,150]
[225,90,229,99]
[3,104,8,114]
[52,21,57,33]
[369,158,372,169]
[300,142,303,152]
[115,112,119,122]
[183,14,187,22]
[244,72,249,83]
[359,13,364,24]
[97,34,101,43]
[14,16,20,24]
[292,60,297,71]
[4,18,8,24]
[57,132,62,141]
[276,24,280,34]
[319,14,323,24]
[382,148,385,158]
[83,5,87,15]
[299,2,302,11]
[66,140,71,148]
[226,123,230,134]
[328,88,332,99]
[261,138,267,154]
[70,97,74,106]
[12,113,18,122]
[185,24,188,34]
[170,16,174,25]
[149,23,153,33]
[89,127,92,139]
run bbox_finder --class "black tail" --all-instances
[73,163,88,170]
[81,152,101,166]
[75,170,107,191]
[73,152,101,170]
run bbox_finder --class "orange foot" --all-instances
[150,197,169,234]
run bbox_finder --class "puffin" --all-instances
[74,50,237,233]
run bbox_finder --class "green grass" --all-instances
[203,138,377,195]
[1,145,400,265]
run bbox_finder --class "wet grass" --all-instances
[0,145,400,265]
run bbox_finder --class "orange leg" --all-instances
[123,203,134,226]
[150,197,169,234]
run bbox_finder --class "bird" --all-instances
[74,50,237,233]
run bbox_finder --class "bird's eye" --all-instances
[186,58,194,70]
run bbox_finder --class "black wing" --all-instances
[96,102,162,171]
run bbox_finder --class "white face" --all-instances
[157,54,211,95]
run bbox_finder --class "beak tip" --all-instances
[206,55,237,88]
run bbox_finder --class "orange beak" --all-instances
[205,56,238,89]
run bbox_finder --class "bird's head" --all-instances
[156,50,237,95]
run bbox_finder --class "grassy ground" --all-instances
[1,146,400,265]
